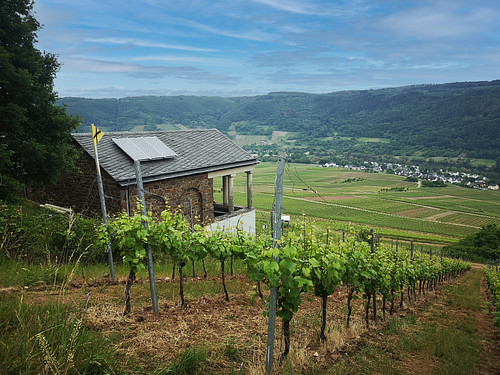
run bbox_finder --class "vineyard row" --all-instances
[98,206,472,361]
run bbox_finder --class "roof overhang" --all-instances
[117,160,258,186]
[207,165,255,179]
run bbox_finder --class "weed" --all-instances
[154,346,208,375]
[223,337,241,362]
[0,295,119,374]
[384,317,400,334]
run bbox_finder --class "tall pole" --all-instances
[134,160,159,313]
[266,153,286,375]
[189,198,196,278]
[370,229,377,324]
[92,126,115,281]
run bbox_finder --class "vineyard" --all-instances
[484,266,500,326]
[0,202,499,374]
[220,162,500,243]
[95,206,474,372]
[1,162,499,374]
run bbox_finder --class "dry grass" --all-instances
[13,271,489,374]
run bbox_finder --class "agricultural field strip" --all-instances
[316,193,500,220]
[381,196,500,219]
[284,195,482,229]
[235,191,478,238]
[253,207,456,243]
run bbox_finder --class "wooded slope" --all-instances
[59,80,500,159]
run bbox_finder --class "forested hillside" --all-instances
[59,80,500,161]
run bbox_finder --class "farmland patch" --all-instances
[408,195,455,200]
[396,207,439,219]
[304,195,365,201]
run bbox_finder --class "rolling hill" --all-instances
[59,80,500,166]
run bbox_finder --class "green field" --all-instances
[214,162,500,245]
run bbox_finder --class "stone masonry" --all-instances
[32,150,214,225]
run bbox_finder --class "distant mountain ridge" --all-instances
[58,80,500,160]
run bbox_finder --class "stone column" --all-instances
[228,174,234,213]
[246,171,253,209]
[223,175,229,206]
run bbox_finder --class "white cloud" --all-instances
[251,0,371,17]
[184,19,274,42]
[378,1,499,39]
[251,0,322,15]
[85,38,218,52]
[62,57,201,79]
[131,55,241,67]
[62,56,240,82]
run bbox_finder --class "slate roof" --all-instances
[73,129,258,186]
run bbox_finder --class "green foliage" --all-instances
[444,224,500,262]
[0,295,119,374]
[483,267,500,326]
[98,208,152,272]
[0,201,101,264]
[60,81,500,170]
[0,0,80,200]
[251,231,315,322]
[149,208,194,265]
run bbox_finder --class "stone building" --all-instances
[35,129,258,233]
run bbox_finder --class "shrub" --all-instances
[0,201,103,264]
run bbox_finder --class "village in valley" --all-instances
[321,161,500,190]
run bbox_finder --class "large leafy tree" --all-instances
[0,0,80,199]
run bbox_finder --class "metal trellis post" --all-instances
[134,160,158,313]
[266,153,286,374]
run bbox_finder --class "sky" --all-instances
[33,0,500,98]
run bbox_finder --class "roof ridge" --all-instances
[73,128,219,136]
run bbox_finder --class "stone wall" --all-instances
[127,173,214,225]
[30,151,123,218]
[32,150,215,225]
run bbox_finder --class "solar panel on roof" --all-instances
[112,137,177,161]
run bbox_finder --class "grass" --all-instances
[327,268,485,375]
[0,293,120,374]
[213,162,500,245]
[1,257,496,374]
[0,255,247,286]
[154,346,208,375]
[414,270,483,375]
[0,255,250,375]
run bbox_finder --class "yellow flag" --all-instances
[91,124,104,146]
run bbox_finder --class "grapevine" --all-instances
[98,204,472,364]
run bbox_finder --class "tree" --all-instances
[444,224,500,263]
[0,0,80,200]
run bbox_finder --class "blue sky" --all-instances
[34,0,500,98]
